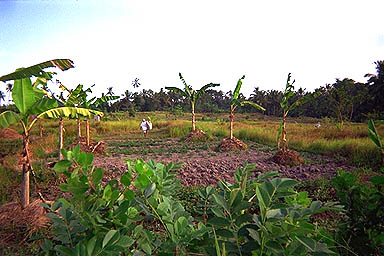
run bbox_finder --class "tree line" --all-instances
[103,61,383,122]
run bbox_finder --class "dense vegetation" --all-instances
[1,59,384,255]
[87,61,384,122]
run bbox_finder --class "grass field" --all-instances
[0,111,383,255]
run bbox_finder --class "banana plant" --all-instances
[0,60,103,208]
[229,75,265,140]
[278,73,319,153]
[368,120,384,166]
[166,73,219,132]
[76,85,119,146]
[0,59,74,82]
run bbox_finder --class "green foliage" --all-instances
[201,165,341,255]
[332,169,384,255]
[42,146,209,255]
[41,146,341,255]
[0,59,74,82]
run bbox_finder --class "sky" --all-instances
[1,0,384,104]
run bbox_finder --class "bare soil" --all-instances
[94,138,354,187]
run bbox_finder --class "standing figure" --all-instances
[140,118,149,137]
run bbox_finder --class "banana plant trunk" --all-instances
[282,113,287,153]
[77,119,81,139]
[191,103,196,132]
[58,118,64,160]
[230,107,234,140]
[21,133,31,208]
[86,120,90,146]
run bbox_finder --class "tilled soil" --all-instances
[93,138,354,186]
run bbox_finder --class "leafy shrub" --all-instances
[41,145,208,255]
[201,165,341,255]
[41,146,341,255]
[332,169,384,255]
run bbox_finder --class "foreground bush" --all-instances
[332,169,384,255]
[40,146,341,255]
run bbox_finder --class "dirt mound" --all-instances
[184,129,209,142]
[0,200,50,245]
[68,136,105,155]
[271,150,304,166]
[0,128,22,140]
[218,137,248,151]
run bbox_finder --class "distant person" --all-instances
[140,119,149,137]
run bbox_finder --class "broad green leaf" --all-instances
[28,97,58,115]
[121,172,131,187]
[295,236,316,252]
[124,190,134,201]
[36,107,103,120]
[93,95,120,107]
[276,178,300,190]
[116,236,135,248]
[215,228,234,238]
[368,120,382,148]
[230,98,241,107]
[208,216,231,227]
[240,100,265,111]
[54,245,73,256]
[86,236,97,256]
[144,183,156,198]
[92,168,103,186]
[12,77,36,115]
[233,75,245,100]
[54,160,72,173]
[102,230,119,248]
[196,83,220,101]
[212,193,230,213]
[165,86,188,98]
[0,59,74,82]
[179,72,192,96]
[0,111,20,129]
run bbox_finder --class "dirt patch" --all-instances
[271,150,304,166]
[218,137,248,151]
[67,136,105,155]
[95,139,355,187]
[184,129,208,143]
[0,128,22,140]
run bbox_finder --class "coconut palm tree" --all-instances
[165,73,219,132]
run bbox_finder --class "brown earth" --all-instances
[0,128,22,140]
[218,137,248,151]
[94,138,354,187]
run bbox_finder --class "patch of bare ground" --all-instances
[218,137,248,151]
[271,149,304,166]
[184,129,208,143]
[67,136,105,155]
[94,139,354,187]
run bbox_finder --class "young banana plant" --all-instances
[278,73,320,153]
[229,75,265,140]
[368,120,384,166]
[0,59,103,208]
[166,73,219,132]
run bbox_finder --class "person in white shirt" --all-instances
[140,119,149,137]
